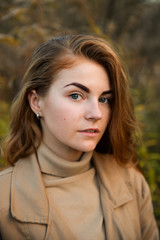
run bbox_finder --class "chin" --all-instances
[77,144,97,153]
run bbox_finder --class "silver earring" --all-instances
[36,112,40,119]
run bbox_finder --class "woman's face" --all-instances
[38,58,112,161]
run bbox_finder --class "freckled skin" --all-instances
[39,58,111,161]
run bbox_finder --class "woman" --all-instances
[0,35,158,240]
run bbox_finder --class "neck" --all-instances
[43,141,83,162]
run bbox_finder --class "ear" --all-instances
[28,90,42,117]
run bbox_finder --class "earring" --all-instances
[36,112,40,119]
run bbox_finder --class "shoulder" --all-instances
[0,166,13,175]
[0,166,13,183]
[0,167,13,210]
[93,152,159,238]
[0,155,35,211]
[0,159,28,211]
[93,151,150,197]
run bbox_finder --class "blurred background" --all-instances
[0,0,160,229]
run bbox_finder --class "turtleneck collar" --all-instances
[37,143,93,178]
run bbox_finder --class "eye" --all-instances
[70,93,82,100]
[99,97,109,104]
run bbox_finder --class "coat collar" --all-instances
[93,151,133,208]
[10,150,133,224]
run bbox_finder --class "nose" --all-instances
[85,100,102,121]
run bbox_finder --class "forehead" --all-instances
[52,58,110,90]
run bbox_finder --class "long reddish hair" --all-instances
[2,35,139,166]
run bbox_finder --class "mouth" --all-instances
[80,128,100,133]
[78,128,100,136]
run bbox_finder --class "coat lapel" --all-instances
[93,152,139,240]
[10,153,48,224]
[93,151,133,208]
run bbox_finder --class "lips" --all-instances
[78,128,100,137]
[80,128,100,133]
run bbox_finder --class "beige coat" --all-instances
[0,151,159,240]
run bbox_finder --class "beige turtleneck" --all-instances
[37,143,105,240]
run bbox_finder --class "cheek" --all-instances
[103,107,111,119]
[102,109,111,127]
[49,104,78,125]
[53,108,79,137]
[106,109,111,122]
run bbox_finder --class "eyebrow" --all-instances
[64,82,112,95]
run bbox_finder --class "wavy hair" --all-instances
[2,35,139,166]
